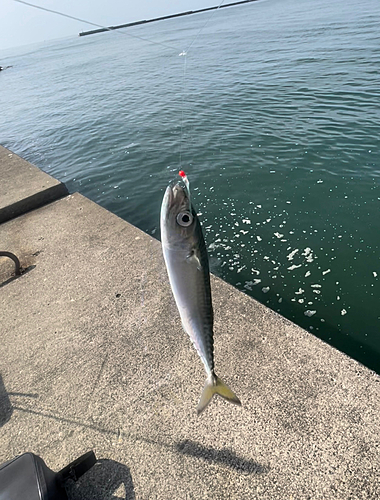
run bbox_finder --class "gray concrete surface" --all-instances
[0,145,68,223]
[0,189,379,499]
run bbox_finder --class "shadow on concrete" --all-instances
[65,458,135,500]
[11,405,265,479]
[0,265,35,289]
[7,391,39,398]
[175,439,268,474]
[12,404,121,437]
[0,374,13,426]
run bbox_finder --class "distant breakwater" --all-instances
[79,0,258,37]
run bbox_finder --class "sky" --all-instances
[1,0,225,51]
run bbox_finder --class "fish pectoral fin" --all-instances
[197,374,241,415]
[186,250,202,270]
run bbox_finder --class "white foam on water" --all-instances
[304,310,317,317]
[288,264,302,271]
[287,249,299,261]
[245,279,261,289]
[302,247,314,262]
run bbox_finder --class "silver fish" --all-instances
[160,174,241,414]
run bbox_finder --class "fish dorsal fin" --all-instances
[186,249,202,270]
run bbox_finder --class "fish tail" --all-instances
[197,373,241,415]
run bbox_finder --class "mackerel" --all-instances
[160,173,241,414]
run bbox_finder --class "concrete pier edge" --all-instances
[1,147,379,499]
[0,146,68,224]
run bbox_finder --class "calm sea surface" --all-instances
[1,0,379,372]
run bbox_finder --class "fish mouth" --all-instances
[166,180,189,210]
[165,184,174,207]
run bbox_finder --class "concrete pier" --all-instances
[0,146,379,499]
[79,0,259,37]
[0,146,68,224]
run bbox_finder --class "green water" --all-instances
[1,0,379,372]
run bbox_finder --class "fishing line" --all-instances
[13,0,178,51]
[185,0,226,55]
[178,0,225,170]
[179,51,187,169]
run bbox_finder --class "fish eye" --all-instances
[176,211,193,227]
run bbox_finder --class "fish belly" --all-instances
[163,246,214,373]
